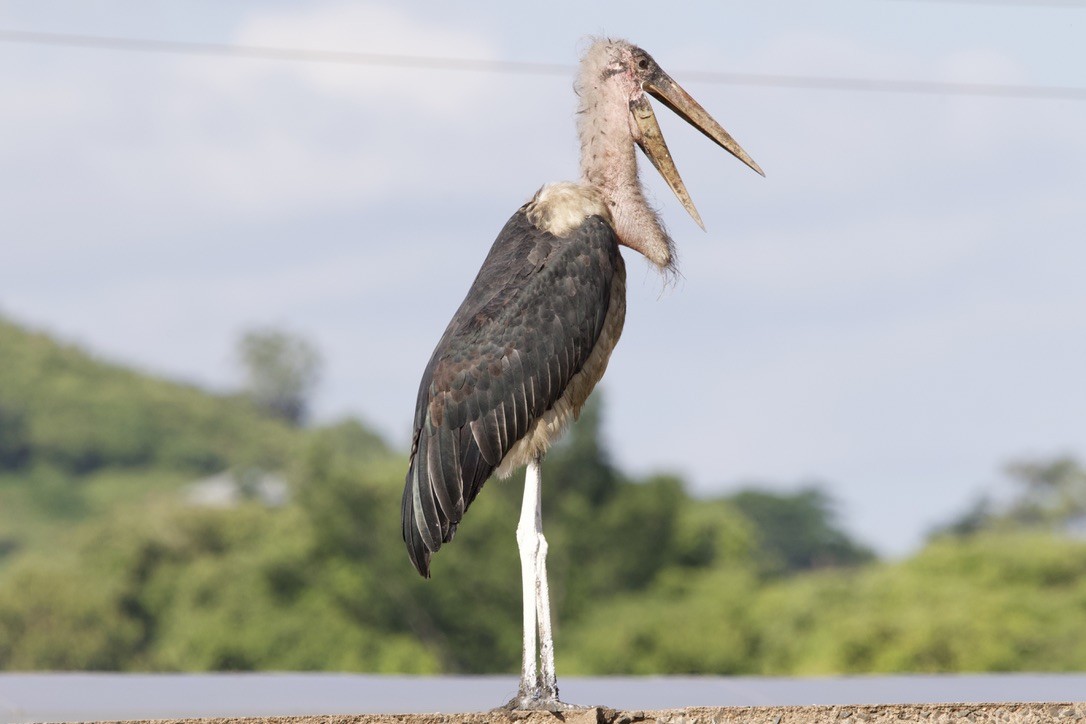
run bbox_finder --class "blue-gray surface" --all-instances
[2,673,1085,724]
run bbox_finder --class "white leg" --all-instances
[534,498,558,699]
[532,458,556,698]
[515,458,541,697]
[502,456,571,712]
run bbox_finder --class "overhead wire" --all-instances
[884,0,1086,6]
[1,28,1084,102]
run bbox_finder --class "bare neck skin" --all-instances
[576,49,675,272]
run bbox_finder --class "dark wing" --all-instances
[402,207,620,577]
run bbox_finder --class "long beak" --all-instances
[630,95,707,229]
[631,67,763,228]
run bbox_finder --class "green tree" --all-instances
[0,404,30,470]
[752,532,1086,674]
[539,394,756,622]
[1005,456,1086,527]
[932,456,1086,539]
[727,486,874,574]
[238,328,322,426]
[541,395,688,616]
[293,424,522,672]
[0,559,142,669]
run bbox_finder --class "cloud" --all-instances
[233,2,496,113]
[0,1,504,244]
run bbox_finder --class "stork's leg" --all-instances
[533,467,558,701]
[504,456,565,710]
[514,457,540,701]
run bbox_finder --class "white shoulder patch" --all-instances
[525,182,613,238]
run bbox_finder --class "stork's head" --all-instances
[577,39,762,270]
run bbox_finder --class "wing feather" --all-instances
[426,422,463,521]
[410,432,442,553]
[470,408,502,466]
[402,209,620,576]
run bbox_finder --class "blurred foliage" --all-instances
[750,533,1086,674]
[2,315,1086,675]
[932,456,1086,539]
[563,532,1086,675]
[725,487,875,574]
[0,317,297,477]
[237,327,322,426]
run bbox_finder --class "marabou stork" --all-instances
[402,38,762,710]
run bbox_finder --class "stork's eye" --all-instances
[638,58,648,70]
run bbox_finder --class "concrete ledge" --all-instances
[95,702,1086,724]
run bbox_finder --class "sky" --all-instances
[1,1,1084,555]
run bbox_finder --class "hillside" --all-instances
[0,316,301,474]
[0,316,310,564]
[3,315,1086,676]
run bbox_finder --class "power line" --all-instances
[1,28,1084,102]
[0,29,572,76]
[886,0,1086,6]
[678,70,1086,101]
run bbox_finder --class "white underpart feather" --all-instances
[525,182,612,238]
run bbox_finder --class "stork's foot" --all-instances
[497,697,588,713]
[496,684,588,713]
